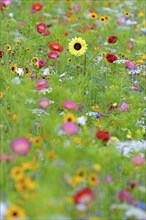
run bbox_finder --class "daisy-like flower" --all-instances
[35,78,49,91]
[63,113,76,123]
[48,51,60,59]
[62,122,78,136]
[63,100,77,111]
[39,98,50,110]
[10,64,17,73]
[89,12,98,20]
[88,173,100,186]
[11,138,31,156]
[68,37,87,57]
[5,205,26,220]
[5,44,11,51]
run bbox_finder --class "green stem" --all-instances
[84,54,86,76]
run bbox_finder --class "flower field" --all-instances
[0,0,146,219]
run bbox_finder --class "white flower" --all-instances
[16,68,24,76]
[77,116,86,126]
[0,202,9,219]
[11,77,21,84]
[42,68,50,76]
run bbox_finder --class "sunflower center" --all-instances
[13,212,18,216]
[74,43,81,50]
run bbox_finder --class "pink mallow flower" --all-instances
[35,78,49,91]
[48,51,59,59]
[125,61,137,70]
[39,98,50,110]
[11,138,31,156]
[119,190,134,204]
[39,59,46,68]
[120,102,129,112]
[131,156,145,166]
[63,100,77,111]
[62,122,78,135]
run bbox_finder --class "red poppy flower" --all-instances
[37,23,47,34]
[108,36,118,43]
[32,3,43,11]
[74,188,95,205]
[0,2,6,12]
[89,9,96,13]
[48,42,63,52]
[96,130,110,142]
[106,54,118,63]
[0,51,4,58]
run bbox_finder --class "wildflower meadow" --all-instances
[0,0,146,219]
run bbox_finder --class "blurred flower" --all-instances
[46,151,57,160]
[6,205,26,220]
[88,173,100,186]
[96,130,110,142]
[106,175,112,183]
[76,167,86,178]
[11,138,31,156]
[10,64,17,73]
[48,42,63,52]
[11,166,24,181]
[39,98,50,110]
[74,188,95,205]
[119,190,134,204]
[0,155,15,163]
[62,122,78,135]
[89,12,98,20]
[63,100,77,111]
[131,156,145,166]
[0,51,4,58]
[39,60,46,68]
[48,51,60,59]
[117,17,127,24]
[68,37,87,57]
[31,57,39,63]
[108,35,118,44]
[106,54,118,63]
[125,61,136,70]
[5,44,11,51]
[77,116,86,126]
[120,102,129,112]
[35,78,49,91]
[64,113,76,123]
[32,3,43,11]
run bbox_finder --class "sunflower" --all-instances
[68,37,87,57]
[5,44,11,51]
[10,51,15,56]
[46,151,57,160]
[10,166,24,181]
[10,64,17,73]
[31,57,39,63]
[75,167,86,178]
[15,41,21,46]
[88,173,100,186]
[89,12,98,20]
[124,11,130,17]
[31,137,43,146]
[67,57,72,63]
[63,113,76,123]
[6,205,26,220]
[99,16,106,23]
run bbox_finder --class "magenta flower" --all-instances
[39,60,46,68]
[125,61,136,70]
[48,51,59,60]
[62,122,78,135]
[119,190,133,204]
[117,17,126,24]
[120,102,129,112]
[106,175,112,183]
[73,5,80,12]
[63,100,77,111]
[131,156,145,166]
[39,98,50,110]
[11,138,31,156]
[35,78,49,91]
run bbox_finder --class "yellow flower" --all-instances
[15,176,37,192]
[71,176,84,186]
[68,37,87,57]
[65,197,73,203]
[95,119,100,126]
[67,57,72,63]
[10,64,17,73]
[88,173,100,186]
[135,60,143,65]
[10,166,24,181]
[25,47,30,51]
[142,55,146,60]
[31,137,43,146]
[12,114,17,121]
[105,16,110,21]
[63,113,76,123]
[89,12,98,20]
[10,51,15,56]
[6,205,26,220]
[32,62,39,69]
[92,105,100,112]
[124,11,130,17]
[0,92,4,99]
[99,16,106,23]
[74,137,81,144]
[15,41,21,46]
[65,0,72,2]
[75,167,86,178]
[5,44,11,51]
[31,57,39,63]
[138,12,144,17]
[46,151,57,160]
[92,164,102,172]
